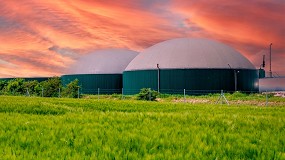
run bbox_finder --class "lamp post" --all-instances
[157,64,160,93]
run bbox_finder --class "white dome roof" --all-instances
[68,49,138,74]
[125,38,255,71]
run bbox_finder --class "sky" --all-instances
[0,0,284,78]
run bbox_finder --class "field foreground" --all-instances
[0,96,285,159]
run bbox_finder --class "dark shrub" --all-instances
[137,88,159,101]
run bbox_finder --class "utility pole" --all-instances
[269,43,272,78]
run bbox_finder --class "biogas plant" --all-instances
[2,38,281,95]
[62,38,260,95]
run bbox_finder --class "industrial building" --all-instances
[61,49,138,94]
[123,38,259,94]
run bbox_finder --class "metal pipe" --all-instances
[269,43,272,77]
[184,89,186,103]
[157,64,160,93]
[234,70,237,91]
[265,91,268,107]
[122,88,124,100]
[262,55,265,68]
[98,88,100,100]
[77,87,80,99]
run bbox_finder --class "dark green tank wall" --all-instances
[123,69,259,95]
[61,74,122,94]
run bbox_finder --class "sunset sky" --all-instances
[0,0,284,78]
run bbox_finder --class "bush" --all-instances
[0,80,7,95]
[40,77,62,97]
[6,78,25,95]
[23,80,39,96]
[232,91,247,98]
[62,79,80,98]
[137,88,159,101]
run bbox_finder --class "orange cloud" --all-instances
[0,0,284,77]
[171,0,285,75]
[0,0,183,77]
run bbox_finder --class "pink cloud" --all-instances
[171,0,285,75]
[0,0,284,77]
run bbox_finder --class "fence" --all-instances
[2,86,282,107]
[19,87,273,97]
[79,88,260,96]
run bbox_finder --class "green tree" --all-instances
[0,80,7,94]
[62,79,80,98]
[6,78,25,95]
[34,83,44,96]
[0,80,7,90]
[40,77,62,97]
[23,80,39,96]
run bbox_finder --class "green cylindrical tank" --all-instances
[123,38,259,95]
[61,74,122,94]
[63,49,138,94]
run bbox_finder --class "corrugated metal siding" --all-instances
[61,74,122,94]
[123,69,259,95]
[123,70,157,94]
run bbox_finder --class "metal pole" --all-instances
[157,64,160,93]
[262,55,265,68]
[265,91,268,107]
[234,70,237,91]
[223,90,229,105]
[77,87,79,99]
[122,88,124,100]
[98,88,100,100]
[184,89,186,103]
[221,90,223,104]
[228,64,237,92]
[58,88,61,98]
[269,43,272,77]
[26,88,30,97]
[148,90,151,101]
[41,87,43,97]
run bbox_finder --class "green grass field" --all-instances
[0,95,284,159]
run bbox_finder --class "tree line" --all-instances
[0,77,80,98]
